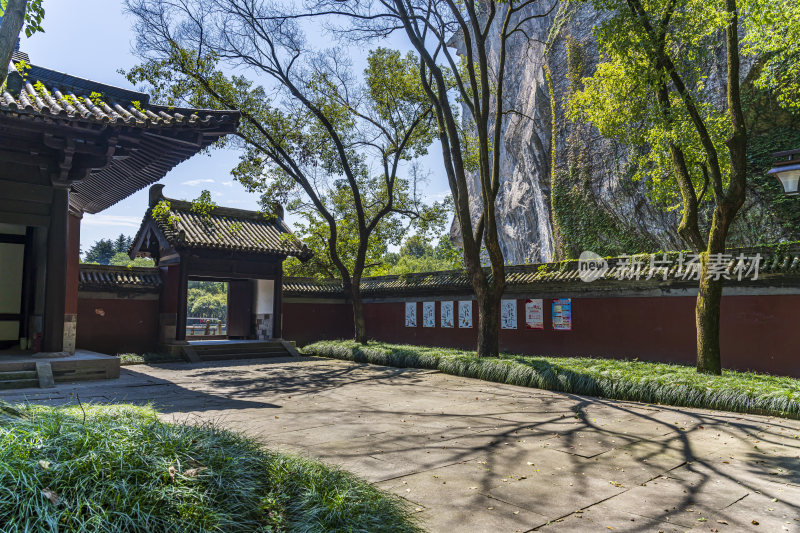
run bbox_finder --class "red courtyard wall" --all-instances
[77,297,160,355]
[282,301,354,346]
[283,295,800,377]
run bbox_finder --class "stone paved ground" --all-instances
[2,357,799,532]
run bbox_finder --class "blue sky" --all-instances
[20,0,448,253]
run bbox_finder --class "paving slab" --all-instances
[2,356,799,533]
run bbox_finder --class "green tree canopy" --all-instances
[124,0,449,342]
[567,0,800,374]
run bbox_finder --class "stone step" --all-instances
[198,350,291,362]
[0,370,37,381]
[0,361,36,373]
[190,341,285,349]
[0,379,40,390]
[192,346,288,356]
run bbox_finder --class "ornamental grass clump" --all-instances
[0,402,421,533]
[304,340,800,419]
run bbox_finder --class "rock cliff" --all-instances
[452,2,800,263]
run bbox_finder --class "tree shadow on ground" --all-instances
[222,359,799,531]
[4,357,798,531]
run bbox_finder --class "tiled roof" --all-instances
[283,277,346,297]
[0,59,239,214]
[78,245,800,295]
[78,264,161,291]
[284,244,800,298]
[135,188,312,260]
[2,62,235,129]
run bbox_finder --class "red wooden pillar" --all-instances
[42,186,69,352]
[63,212,81,353]
[158,264,181,343]
[176,256,189,341]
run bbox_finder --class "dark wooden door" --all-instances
[227,279,253,338]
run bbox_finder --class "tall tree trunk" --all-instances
[695,270,723,375]
[476,287,501,358]
[0,0,26,83]
[351,285,367,344]
[695,0,747,375]
[695,207,735,375]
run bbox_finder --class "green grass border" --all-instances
[303,340,800,419]
[117,352,185,366]
[0,402,422,533]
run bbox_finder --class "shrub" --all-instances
[304,340,800,419]
[0,403,421,533]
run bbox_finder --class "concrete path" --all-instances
[2,357,799,532]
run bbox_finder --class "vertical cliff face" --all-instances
[451,2,794,264]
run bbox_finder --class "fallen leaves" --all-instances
[41,488,59,506]
[183,467,207,478]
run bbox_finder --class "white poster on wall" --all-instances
[441,301,454,328]
[405,302,417,327]
[525,299,544,330]
[458,300,472,328]
[501,299,517,329]
[422,301,435,327]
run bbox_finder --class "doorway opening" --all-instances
[186,280,228,339]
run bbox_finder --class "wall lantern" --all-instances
[768,149,800,196]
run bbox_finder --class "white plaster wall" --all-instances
[254,279,275,315]
[0,242,24,314]
[0,236,24,343]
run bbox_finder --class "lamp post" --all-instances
[768,149,800,196]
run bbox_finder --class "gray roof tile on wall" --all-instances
[79,264,161,291]
[138,197,312,260]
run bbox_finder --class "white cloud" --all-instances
[182,178,215,186]
[81,215,142,228]
[222,181,235,187]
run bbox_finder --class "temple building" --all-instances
[128,185,311,357]
[0,52,239,382]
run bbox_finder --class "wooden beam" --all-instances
[0,200,51,217]
[0,179,54,204]
[0,211,49,227]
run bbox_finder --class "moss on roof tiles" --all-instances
[284,243,800,298]
[146,198,311,260]
[1,62,237,129]
[78,264,161,291]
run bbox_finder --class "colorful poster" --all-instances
[501,299,517,329]
[423,302,435,327]
[405,302,417,327]
[525,299,544,330]
[552,298,572,331]
[458,300,472,328]
[440,301,454,328]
